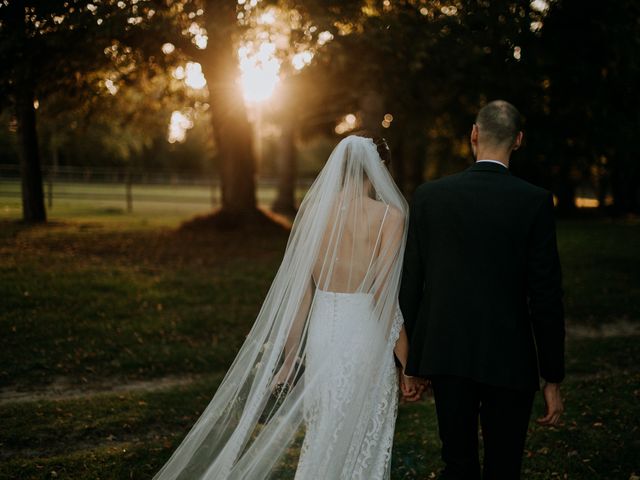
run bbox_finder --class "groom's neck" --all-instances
[475,146,511,168]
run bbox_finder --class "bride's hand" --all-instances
[270,362,293,391]
[400,370,431,402]
[399,369,423,401]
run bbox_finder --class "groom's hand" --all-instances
[398,370,416,400]
[536,382,564,426]
[400,371,428,402]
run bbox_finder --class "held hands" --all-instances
[536,382,564,426]
[398,368,430,402]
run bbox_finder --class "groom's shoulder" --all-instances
[507,173,553,200]
[413,170,551,205]
[412,171,466,198]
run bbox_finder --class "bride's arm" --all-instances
[393,324,410,372]
[373,206,405,302]
[274,276,314,385]
[394,320,424,399]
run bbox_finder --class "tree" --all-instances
[531,0,640,214]
[196,2,258,219]
[2,1,49,222]
[154,0,261,224]
[271,74,298,215]
[310,1,537,195]
[0,0,187,223]
[0,0,265,225]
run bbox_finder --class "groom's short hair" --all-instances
[475,100,522,148]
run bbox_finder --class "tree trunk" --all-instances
[12,1,46,223]
[272,115,297,215]
[201,41,257,218]
[214,108,257,216]
[16,82,46,223]
[553,156,577,216]
[611,152,640,215]
[271,73,299,215]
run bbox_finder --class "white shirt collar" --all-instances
[476,159,508,169]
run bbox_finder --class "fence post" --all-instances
[210,174,217,208]
[46,170,53,209]
[125,171,133,213]
[46,148,58,210]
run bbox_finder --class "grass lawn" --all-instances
[0,203,638,479]
[0,180,308,228]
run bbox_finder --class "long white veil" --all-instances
[153,135,409,479]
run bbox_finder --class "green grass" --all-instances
[0,180,308,228]
[558,219,640,322]
[0,206,638,479]
[1,340,637,479]
[0,222,286,387]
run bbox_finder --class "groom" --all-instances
[399,100,565,479]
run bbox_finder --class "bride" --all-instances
[153,134,415,480]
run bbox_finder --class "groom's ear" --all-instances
[513,131,524,151]
[470,124,479,154]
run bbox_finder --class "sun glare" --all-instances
[238,41,281,103]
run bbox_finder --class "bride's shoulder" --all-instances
[366,198,405,223]
[386,204,404,222]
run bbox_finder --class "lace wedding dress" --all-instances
[153,135,409,480]
[296,288,403,479]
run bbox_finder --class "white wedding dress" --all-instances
[296,287,403,479]
[153,135,409,480]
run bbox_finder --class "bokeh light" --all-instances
[292,51,313,70]
[184,62,206,89]
[335,113,358,134]
[188,22,208,49]
[168,111,193,143]
[531,0,549,12]
[172,62,207,89]
[513,46,522,61]
[104,78,118,95]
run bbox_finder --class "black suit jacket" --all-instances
[399,161,565,391]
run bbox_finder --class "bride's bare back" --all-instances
[313,194,402,294]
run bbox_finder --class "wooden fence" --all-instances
[0,164,312,212]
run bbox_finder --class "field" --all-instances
[0,180,308,227]
[0,196,639,479]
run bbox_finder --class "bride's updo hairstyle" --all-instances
[373,137,392,167]
[352,130,392,167]
[337,132,391,199]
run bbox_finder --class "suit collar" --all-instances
[467,161,511,175]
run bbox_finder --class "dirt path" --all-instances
[1,320,637,406]
[0,373,209,406]
[566,318,640,338]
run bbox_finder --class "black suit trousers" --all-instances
[431,375,535,480]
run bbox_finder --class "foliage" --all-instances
[527,0,640,214]
[2,0,639,218]
[0,0,209,168]
[289,0,640,211]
